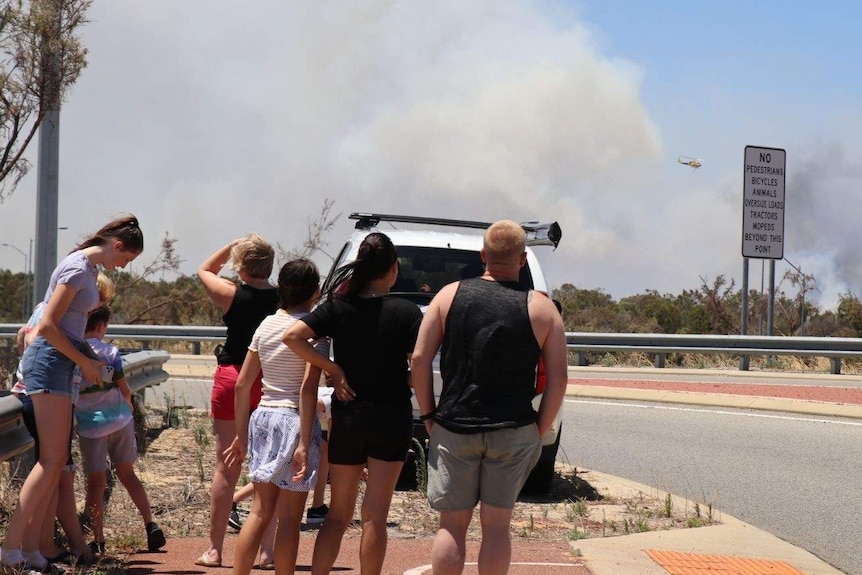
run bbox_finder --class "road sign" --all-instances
[742,146,786,259]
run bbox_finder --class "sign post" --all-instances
[741,146,786,341]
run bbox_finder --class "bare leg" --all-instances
[477,503,514,575]
[38,487,62,557]
[272,490,307,575]
[1,394,72,561]
[198,418,241,565]
[431,509,473,575]
[114,462,154,525]
[56,469,90,557]
[310,439,329,508]
[234,481,255,505]
[310,464,364,575]
[358,458,403,575]
[232,483,278,575]
[258,514,276,568]
[85,471,108,545]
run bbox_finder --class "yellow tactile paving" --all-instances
[646,550,807,575]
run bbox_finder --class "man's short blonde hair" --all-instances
[483,220,526,265]
[229,233,275,279]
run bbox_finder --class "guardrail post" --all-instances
[142,340,150,350]
[576,351,587,367]
[654,353,666,369]
[830,357,842,375]
[739,355,750,371]
[192,342,201,355]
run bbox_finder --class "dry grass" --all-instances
[571,349,862,374]
[1,405,718,574]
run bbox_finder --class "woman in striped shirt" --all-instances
[224,259,326,575]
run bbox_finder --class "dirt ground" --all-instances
[103,407,714,546]
[0,405,716,571]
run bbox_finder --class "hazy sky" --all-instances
[1,0,860,310]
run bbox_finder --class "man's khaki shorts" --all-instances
[427,423,542,510]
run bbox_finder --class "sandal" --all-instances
[194,554,222,568]
[255,563,275,571]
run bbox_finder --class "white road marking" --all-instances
[404,563,582,574]
[565,398,862,427]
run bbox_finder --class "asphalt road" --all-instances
[559,398,862,575]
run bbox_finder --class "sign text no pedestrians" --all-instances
[742,146,786,259]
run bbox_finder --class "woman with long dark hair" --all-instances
[283,232,422,575]
[224,258,325,575]
[1,215,144,574]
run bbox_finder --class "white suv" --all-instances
[323,213,564,494]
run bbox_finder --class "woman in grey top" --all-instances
[1,215,143,575]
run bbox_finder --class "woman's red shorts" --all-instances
[211,364,263,421]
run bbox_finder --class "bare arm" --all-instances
[224,350,261,467]
[412,283,456,434]
[283,320,355,400]
[291,362,323,480]
[531,296,568,437]
[16,326,25,356]
[39,283,103,384]
[197,241,241,313]
[116,376,133,411]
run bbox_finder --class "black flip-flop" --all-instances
[43,552,72,564]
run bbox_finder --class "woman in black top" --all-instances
[284,232,422,575]
[196,234,278,568]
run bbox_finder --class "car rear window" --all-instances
[393,246,533,295]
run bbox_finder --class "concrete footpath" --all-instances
[139,358,856,575]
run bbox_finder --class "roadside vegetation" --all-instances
[4,205,862,378]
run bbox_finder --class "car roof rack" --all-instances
[349,212,562,249]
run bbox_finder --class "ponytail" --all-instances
[325,232,397,298]
[74,214,144,254]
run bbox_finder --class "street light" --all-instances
[1,242,31,319]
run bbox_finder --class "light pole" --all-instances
[2,242,30,319]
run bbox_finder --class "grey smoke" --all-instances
[785,144,862,306]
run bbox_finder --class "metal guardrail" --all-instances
[0,350,170,463]
[3,324,862,375]
[0,393,33,462]
[566,332,862,374]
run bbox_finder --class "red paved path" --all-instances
[571,378,862,405]
[126,535,588,575]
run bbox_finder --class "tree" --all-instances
[618,290,682,333]
[837,292,862,338]
[106,233,217,325]
[553,284,628,332]
[277,198,341,262]
[776,266,818,335]
[697,275,737,334]
[0,0,90,200]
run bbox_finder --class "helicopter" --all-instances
[678,156,703,170]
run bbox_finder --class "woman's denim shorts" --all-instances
[20,336,81,399]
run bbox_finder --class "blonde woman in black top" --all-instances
[196,234,278,568]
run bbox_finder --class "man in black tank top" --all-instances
[412,220,567,575]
